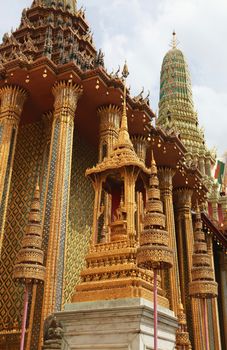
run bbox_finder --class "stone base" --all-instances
[47,298,177,350]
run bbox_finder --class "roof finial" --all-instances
[115,61,133,148]
[171,31,177,49]
[121,61,129,130]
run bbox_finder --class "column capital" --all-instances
[0,85,27,125]
[174,188,193,209]
[158,167,175,193]
[131,135,148,163]
[98,104,121,134]
[52,81,83,122]
[98,104,121,161]
[98,104,121,116]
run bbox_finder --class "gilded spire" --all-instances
[13,180,46,284]
[176,303,192,349]
[189,205,217,299]
[116,62,134,149]
[137,150,173,270]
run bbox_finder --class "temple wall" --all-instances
[0,121,43,336]
[63,130,97,304]
[0,122,97,348]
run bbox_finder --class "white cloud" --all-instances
[0,0,226,157]
[81,0,227,157]
[193,86,227,154]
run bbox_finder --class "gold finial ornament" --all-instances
[176,302,192,349]
[122,61,129,79]
[137,151,173,270]
[13,180,46,283]
[116,62,133,149]
[189,205,217,299]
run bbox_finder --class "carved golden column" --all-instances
[159,168,179,312]
[198,156,205,176]
[41,81,82,321]
[207,235,222,350]
[205,157,212,177]
[98,104,121,161]
[131,136,148,240]
[98,105,121,243]
[124,168,138,242]
[0,85,27,252]
[218,251,227,349]
[131,135,148,162]
[175,188,204,349]
[159,168,192,349]
[219,196,227,229]
[210,183,219,222]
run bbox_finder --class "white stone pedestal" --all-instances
[52,298,177,350]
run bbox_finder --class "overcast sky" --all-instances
[0,0,226,158]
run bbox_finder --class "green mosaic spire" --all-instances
[157,33,207,159]
[159,48,193,110]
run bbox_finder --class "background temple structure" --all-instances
[0,1,226,350]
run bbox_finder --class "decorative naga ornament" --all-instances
[137,152,173,350]
[189,206,218,350]
[13,181,45,350]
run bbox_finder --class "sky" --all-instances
[0,0,226,158]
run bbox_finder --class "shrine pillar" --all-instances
[132,136,148,240]
[98,104,121,161]
[205,157,212,177]
[218,252,227,349]
[159,168,179,313]
[97,105,121,243]
[41,81,82,320]
[0,85,27,252]
[131,135,148,163]
[198,156,205,176]
[174,188,204,350]
[210,183,219,222]
[219,196,227,229]
[207,236,222,350]
[159,169,192,349]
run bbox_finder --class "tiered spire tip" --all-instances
[171,31,178,49]
[113,61,134,150]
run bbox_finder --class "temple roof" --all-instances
[40,0,77,14]
[0,0,100,71]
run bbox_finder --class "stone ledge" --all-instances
[44,298,178,350]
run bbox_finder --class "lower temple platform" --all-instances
[43,298,177,350]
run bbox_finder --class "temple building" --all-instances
[0,1,226,350]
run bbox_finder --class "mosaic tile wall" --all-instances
[0,128,16,247]
[63,130,97,304]
[56,123,74,310]
[0,121,43,330]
